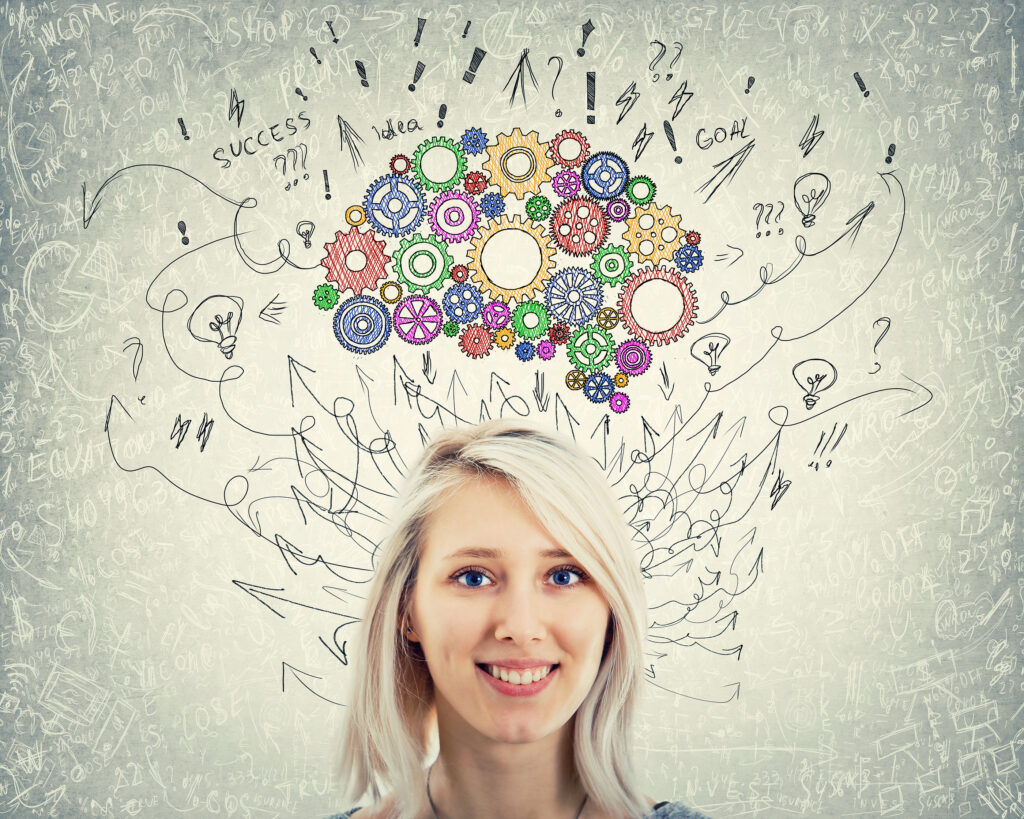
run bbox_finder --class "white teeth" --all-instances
[486,665,552,684]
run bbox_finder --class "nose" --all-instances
[492,580,549,645]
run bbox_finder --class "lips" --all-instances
[477,663,558,697]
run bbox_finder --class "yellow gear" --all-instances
[346,205,366,226]
[614,372,629,388]
[494,327,516,349]
[624,203,683,266]
[482,128,556,200]
[468,214,556,304]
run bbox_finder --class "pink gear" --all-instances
[320,226,392,295]
[617,266,698,346]
[550,196,608,256]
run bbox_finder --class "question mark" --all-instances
[869,316,891,374]
[752,203,764,237]
[666,42,683,80]
[648,40,667,82]
[776,200,785,234]
[763,203,773,234]
[547,55,564,116]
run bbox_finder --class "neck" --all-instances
[428,718,586,819]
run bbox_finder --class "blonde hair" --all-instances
[335,420,650,817]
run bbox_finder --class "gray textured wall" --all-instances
[1,0,1021,815]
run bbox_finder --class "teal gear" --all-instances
[411,136,469,193]
[511,301,550,339]
[590,245,633,286]
[566,324,615,371]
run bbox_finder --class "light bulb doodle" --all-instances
[188,295,244,360]
[296,220,315,249]
[690,332,730,375]
[793,172,831,227]
[792,358,837,410]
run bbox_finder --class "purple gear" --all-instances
[536,340,556,360]
[482,300,511,329]
[606,198,630,222]
[427,190,481,243]
[393,295,444,344]
[616,339,651,375]
[552,169,581,199]
[609,392,630,413]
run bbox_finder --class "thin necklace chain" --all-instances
[425,762,588,819]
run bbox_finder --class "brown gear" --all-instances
[565,369,586,390]
[624,203,683,266]
[482,128,555,199]
[596,307,619,329]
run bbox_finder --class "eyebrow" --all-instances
[443,547,574,561]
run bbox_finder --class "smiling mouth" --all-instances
[476,663,559,684]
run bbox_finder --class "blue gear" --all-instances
[583,372,614,403]
[333,295,391,354]
[515,341,536,361]
[479,191,506,218]
[545,267,602,325]
[673,244,704,273]
[461,127,488,155]
[442,282,484,324]
[363,173,427,237]
[581,152,630,200]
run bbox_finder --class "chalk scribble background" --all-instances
[1,0,1022,815]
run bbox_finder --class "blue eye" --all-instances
[450,564,588,588]
[455,569,492,588]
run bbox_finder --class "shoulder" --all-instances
[326,794,398,819]
[645,801,713,818]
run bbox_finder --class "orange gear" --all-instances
[482,128,555,199]
[494,327,516,349]
[321,226,392,295]
[624,203,683,266]
[467,214,556,303]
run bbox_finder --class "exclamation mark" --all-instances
[437,104,447,128]
[663,120,681,164]
[462,21,471,38]
[586,72,596,124]
[295,87,308,101]
[325,20,338,43]
[462,47,486,84]
[854,72,869,97]
[178,117,190,140]
[409,61,425,92]
[577,19,595,57]
[886,144,896,164]
[355,60,369,88]
[414,17,426,47]
[310,47,321,64]
[323,169,331,200]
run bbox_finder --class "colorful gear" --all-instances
[511,301,550,339]
[583,372,615,403]
[428,190,481,243]
[333,295,391,354]
[313,283,339,310]
[393,295,444,344]
[549,323,570,345]
[536,340,556,360]
[494,327,516,349]
[321,226,392,295]
[451,264,469,283]
[390,154,411,175]
[616,339,652,375]
[565,369,586,390]
[591,245,633,286]
[482,127,555,199]
[460,127,488,155]
[549,129,590,169]
[625,176,656,205]
[624,203,684,266]
[606,199,630,222]
[515,341,536,361]
[392,233,453,293]
[617,266,698,346]
[581,151,629,199]
[609,392,630,413]
[468,214,556,303]
[346,205,367,226]
[442,281,484,324]
[566,324,615,371]
[545,267,602,325]
[686,230,701,245]
[673,245,704,273]
[379,281,403,303]
[479,192,506,218]
[552,169,581,198]
[463,171,487,194]
[550,197,608,256]
[613,372,629,388]
[411,136,469,193]
[482,300,511,329]
[458,324,493,358]
[363,173,427,236]
[525,195,552,221]
[596,307,619,330]
[442,320,459,337]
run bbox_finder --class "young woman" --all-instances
[329,421,711,819]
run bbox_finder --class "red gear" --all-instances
[463,171,487,194]
[320,227,392,295]
[451,264,469,282]
[550,197,608,256]
[390,154,411,174]
[548,323,570,344]
[686,230,701,245]
[617,266,698,346]
[458,324,493,358]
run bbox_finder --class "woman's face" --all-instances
[407,474,612,746]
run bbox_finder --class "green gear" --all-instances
[525,195,551,221]
[625,175,656,206]
[392,233,454,294]
[442,320,459,337]
[312,283,339,310]
[511,301,549,339]
[567,324,615,371]
[411,136,469,193]
[590,245,633,286]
